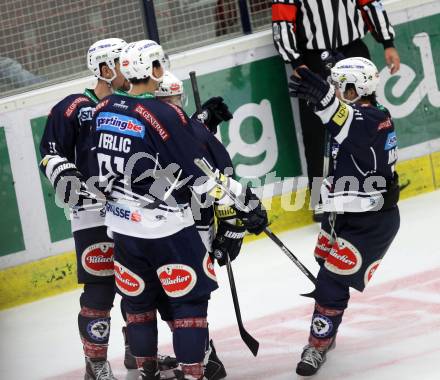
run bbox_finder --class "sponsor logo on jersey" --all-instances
[134,104,170,141]
[332,102,349,126]
[314,229,333,260]
[311,314,333,338]
[166,102,188,125]
[122,59,129,67]
[130,211,142,222]
[385,131,397,150]
[324,237,362,275]
[87,318,110,341]
[96,112,145,138]
[157,264,197,297]
[114,260,145,296]
[364,259,381,287]
[81,242,114,276]
[106,203,140,222]
[95,99,109,112]
[203,253,217,282]
[64,96,90,118]
[377,117,393,131]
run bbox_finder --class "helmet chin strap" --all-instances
[341,94,361,104]
[151,72,164,83]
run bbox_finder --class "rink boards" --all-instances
[0,0,439,309]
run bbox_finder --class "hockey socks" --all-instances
[78,307,111,359]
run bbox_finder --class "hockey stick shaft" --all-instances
[189,71,203,114]
[194,158,316,285]
[225,253,259,356]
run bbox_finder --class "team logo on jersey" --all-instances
[114,260,145,296]
[157,264,197,297]
[64,96,90,117]
[87,318,110,341]
[311,314,333,338]
[364,259,381,287]
[384,131,397,150]
[96,112,145,138]
[203,253,217,282]
[314,229,333,260]
[134,104,170,141]
[81,243,114,276]
[78,106,94,123]
[325,237,362,275]
[114,100,129,110]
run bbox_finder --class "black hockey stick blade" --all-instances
[225,255,259,356]
[189,71,203,114]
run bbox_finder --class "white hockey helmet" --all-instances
[155,71,184,97]
[330,57,380,103]
[120,40,166,82]
[87,38,127,83]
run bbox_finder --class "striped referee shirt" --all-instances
[272,0,395,67]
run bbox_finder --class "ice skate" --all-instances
[204,340,226,380]
[84,357,117,380]
[295,339,335,376]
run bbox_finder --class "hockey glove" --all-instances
[40,155,97,207]
[235,187,268,235]
[289,67,336,110]
[212,221,246,266]
[196,96,233,134]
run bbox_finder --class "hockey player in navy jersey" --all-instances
[289,57,400,376]
[155,71,251,380]
[39,38,129,380]
[92,40,267,380]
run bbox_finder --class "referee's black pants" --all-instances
[298,39,370,201]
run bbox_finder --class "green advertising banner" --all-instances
[31,116,72,243]
[183,56,302,186]
[0,128,25,256]
[367,12,440,148]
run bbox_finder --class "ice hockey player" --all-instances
[155,71,244,380]
[91,40,268,380]
[289,58,400,376]
[39,38,129,380]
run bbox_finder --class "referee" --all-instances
[271,0,400,220]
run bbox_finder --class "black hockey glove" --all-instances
[212,221,246,266]
[235,187,268,235]
[196,96,233,134]
[320,50,345,79]
[289,67,336,110]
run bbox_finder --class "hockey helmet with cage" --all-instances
[330,57,380,103]
[120,40,167,82]
[87,38,127,83]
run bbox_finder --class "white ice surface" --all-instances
[1,190,439,380]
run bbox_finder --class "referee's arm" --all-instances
[358,0,400,73]
[271,0,304,69]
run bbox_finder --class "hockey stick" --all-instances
[220,250,260,356]
[189,71,203,114]
[194,158,317,286]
